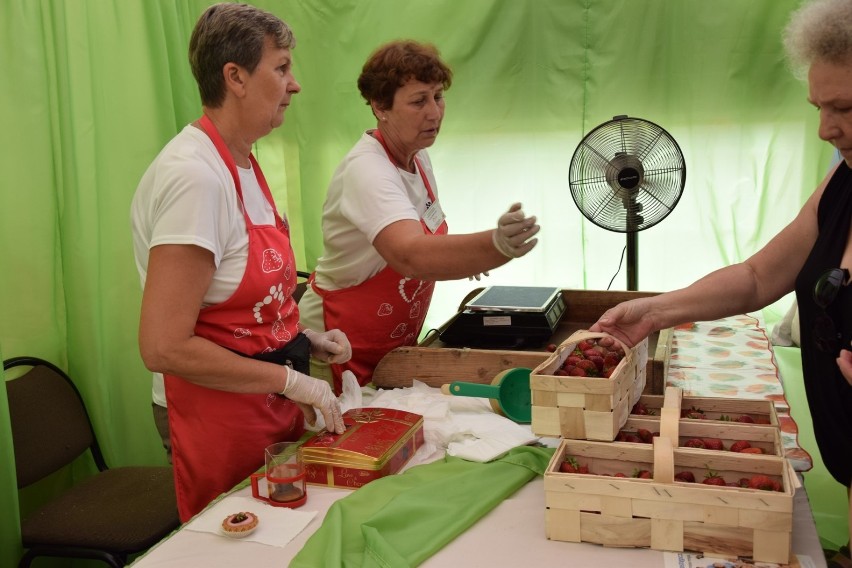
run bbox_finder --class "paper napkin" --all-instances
[185,495,317,547]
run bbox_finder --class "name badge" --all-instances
[423,200,446,233]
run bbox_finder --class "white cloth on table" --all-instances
[363,380,539,463]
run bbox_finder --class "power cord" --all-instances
[606,245,627,291]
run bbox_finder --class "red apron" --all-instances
[311,131,449,393]
[165,115,304,521]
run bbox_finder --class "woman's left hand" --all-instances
[305,328,352,364]
[837,347,852,387]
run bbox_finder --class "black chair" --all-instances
[4,356,180,568]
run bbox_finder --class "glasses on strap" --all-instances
[812,267,850,352]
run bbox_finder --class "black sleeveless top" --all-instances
[794,161,852,487]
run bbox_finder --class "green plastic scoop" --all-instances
[440,367,532,423]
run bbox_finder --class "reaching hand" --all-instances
[279,367,345,434]
[589,299,658,348]
[304,328,352,364]
[492,202,540,258]
[837,348,852,387]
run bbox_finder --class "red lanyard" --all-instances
[373,129,437,203]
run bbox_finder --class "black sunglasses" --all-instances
[812,267,850,352]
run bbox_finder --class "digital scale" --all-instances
[438,285,566,348]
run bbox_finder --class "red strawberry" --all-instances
[702,438,725,451]
[637,429,655,444]
[613,472,627,477]
[682,407,707,419]
[631,402,649,415]
[564,355,583,367]
[575,359,599,377]
[560,456,589,474]
[632,468,652,479]
[603,353,621,368]
[588,355,605,372]
[602,367,616,378]
[747,475,776,491]
[736,415,755,424]
[568,367,587,377]
[683,438,706,449]
[702,470,726,486]
[674,471,696,483]
[739,447,764,454]
[729,440,751,453]
[621,433,643,444]
[577,340,595,352]
[554,368,570,376]
[753,417,772,425]
[546,343,558,352]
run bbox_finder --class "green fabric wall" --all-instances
[0,1,844,565]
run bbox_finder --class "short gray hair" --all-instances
[189,3,295,107]
[784,0,852,78]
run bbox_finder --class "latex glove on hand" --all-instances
[492,202,540,258]
[304,328,352,364]
[297,370,362,433]
[280,367,345,434]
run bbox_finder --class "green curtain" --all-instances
[0,1,843,565]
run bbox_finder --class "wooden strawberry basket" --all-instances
[631,392,779,426]
[617,416,783,457]
[543,436,796,563]
[531,330,648,441]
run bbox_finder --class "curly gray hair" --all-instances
[784,0,852,78]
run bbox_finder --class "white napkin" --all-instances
[363,380,539,463]
[185,495,317,547]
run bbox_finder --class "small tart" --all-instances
[221,511,258,538]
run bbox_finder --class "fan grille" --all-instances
[569,116,685,233]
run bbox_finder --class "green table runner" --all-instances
[290,445,554,567]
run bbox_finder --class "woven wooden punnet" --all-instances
[632,392,779,427]
[618,416,784,457]
[531,330,648,441]
[544,388,795,564]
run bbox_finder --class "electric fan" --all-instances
[568,115,686,290]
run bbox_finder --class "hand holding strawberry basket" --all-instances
[530,330,648,441]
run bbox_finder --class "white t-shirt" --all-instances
[131,124,278,406]
[298,132,438,332]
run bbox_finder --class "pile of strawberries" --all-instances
[615,429,766,454]
[680,406,772,424]
[629,401,772,425]
[559,455,783,491]
[550,338,625,378]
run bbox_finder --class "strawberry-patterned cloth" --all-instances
[665,313,813,472]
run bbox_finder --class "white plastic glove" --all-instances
[303,328,352,364]
[492,202,540,258]
[303,370,362,432]
[279,367,345,434]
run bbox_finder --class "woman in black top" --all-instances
[591,0,852,553]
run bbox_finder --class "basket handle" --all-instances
[652,435,675,484]
[659,386,682,442]
[562,329,633,359]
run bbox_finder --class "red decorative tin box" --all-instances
[300,407,425,489]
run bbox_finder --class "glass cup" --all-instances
[250,441,307,508]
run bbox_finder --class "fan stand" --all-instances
[626,230,638,291]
